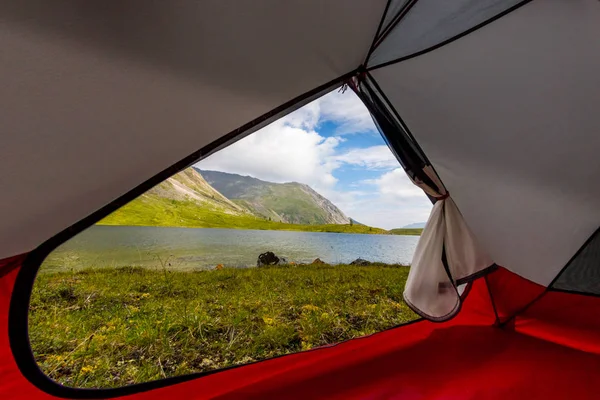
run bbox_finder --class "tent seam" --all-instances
[363,0,393,65]
[497,291,547,328]
[369,0,420,57]
[484,275,500,326]
[367,0,533,71]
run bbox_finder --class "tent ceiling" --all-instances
[369,0,524,67]
[0,0,386,259]
[372,0,600,285]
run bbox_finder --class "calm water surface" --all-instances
[42,226,419,272]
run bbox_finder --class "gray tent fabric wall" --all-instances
[368,0,600,287]
[0,0,387,259]
[2,1,600,315]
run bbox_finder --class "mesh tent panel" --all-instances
[552,228,600,295]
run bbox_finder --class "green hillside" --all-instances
[99,194,388,234]
[198,169,350,225]
[98,167,421,236]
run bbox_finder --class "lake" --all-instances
[41,226,419,272]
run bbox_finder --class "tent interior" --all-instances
[1,0,600,399]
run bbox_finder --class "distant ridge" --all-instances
[402,222,426,229]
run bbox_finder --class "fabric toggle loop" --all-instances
[435,192,449,201]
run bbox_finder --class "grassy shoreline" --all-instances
[30,263,417,388]
[98,221,422,236]
[98,196,422,236]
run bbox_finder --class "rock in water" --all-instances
[257,251,280,267]
[350,258,371,266]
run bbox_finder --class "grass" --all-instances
[30,263,417,388]
[98,195,408,235]
[389,228,423,236]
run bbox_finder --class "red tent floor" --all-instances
[2,260,600,399]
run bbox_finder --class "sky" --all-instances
[195,88,432,229]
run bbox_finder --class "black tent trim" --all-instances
[8,70,362,399]
[363,70,446,204]
[7,57,493,395]
[11,276,428,400]
[364,0,392,64]
[351,72,437,193]
[455,264,499,287]
[365,71,438,188]
[367,0,420,61]
[367,0,533,71]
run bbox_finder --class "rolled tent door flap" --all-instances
[351,72,494,321]
[404,166,493,320]
[403,196,460,320]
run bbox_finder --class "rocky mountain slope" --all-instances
[148,168,248,216]
[197,169,350,225]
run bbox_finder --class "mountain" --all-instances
[149,168,248,215]
[402,222,426,229]
[98,168,388,233]
[197,169,351,225]
[99,167,416,236]
[100,168,260,227]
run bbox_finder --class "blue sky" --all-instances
[196,89,431,229]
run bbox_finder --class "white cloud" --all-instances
[335,145,399,170]
[344,198,432,229]
[275,88,374,134]
[334,168,431,229]
[197,118,341,192]
[196,89,432,230]
[372,168,426,199]
[197,89,375,192]
[283,100,321,130]
[317,89,376,134]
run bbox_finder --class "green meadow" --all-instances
[30,263,417,388]
[98,195,422,236]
